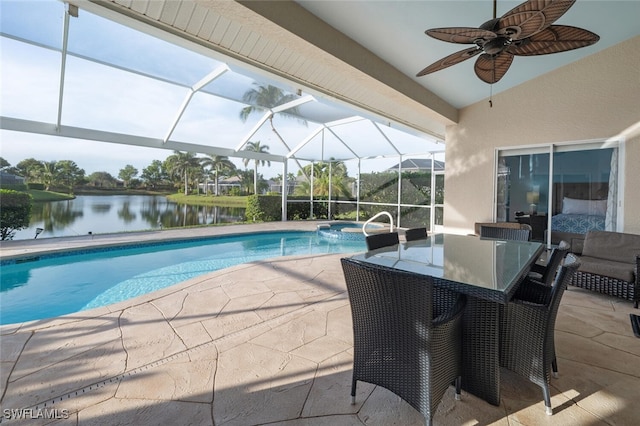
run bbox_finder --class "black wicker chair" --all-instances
[341,258,466,426]
[528,240,570,286]
[405,227,428,241]
[500,254,581,416]
[480,225,531,241]
[365,231,399,250]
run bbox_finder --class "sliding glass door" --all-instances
[496,149,550,222]
[496,141,621,247]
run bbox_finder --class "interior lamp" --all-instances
[526,191,540,215]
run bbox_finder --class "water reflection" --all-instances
[14,195,245,240]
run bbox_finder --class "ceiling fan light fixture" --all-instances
[483,37,510,55]
[416,0,599,83]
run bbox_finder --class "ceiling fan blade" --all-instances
[507,25,600,56]
[416,47,481,77]
[426,27,496,44]
[474,52,514,84]
[497,0,577,40]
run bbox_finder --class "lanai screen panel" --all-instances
[294,128,356,162]
[62,55,187,137]
[377,125,443,157]
[0,1,62,48]
[329,119,399,159]
[1,0,443,168]
[201,70,256,104]
[171,92,259,148]
[1,38,60,123]
[66,7,220,86]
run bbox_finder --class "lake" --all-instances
[12,195,246,240]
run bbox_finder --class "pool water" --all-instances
[0,231,365,325]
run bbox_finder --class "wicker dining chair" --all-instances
[500,254,581,416]
[479,225,531,241]
[341,257,466,426]
[404,227,428,242]
[365,231,399,250]
[528,240,571,286]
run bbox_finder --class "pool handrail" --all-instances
[363,212,394,236]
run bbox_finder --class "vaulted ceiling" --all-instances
[94,0,640,139]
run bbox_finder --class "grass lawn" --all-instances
[28,189,75,202]
[166,194,248,207]
[25,189,248,207]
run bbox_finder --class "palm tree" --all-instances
[242,141,270,195]
[57,160,85,193]
[295,160,352,198]
[41,160,60,191]
[165,151,201,195]
[200,155,236,196]
[236,169,255,195]
[15,158,44,183]
[239,83,310,182]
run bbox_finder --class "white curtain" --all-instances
[605,148,618,231]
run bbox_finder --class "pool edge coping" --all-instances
[0,221,341,261]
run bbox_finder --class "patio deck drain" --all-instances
[20,293,344,412]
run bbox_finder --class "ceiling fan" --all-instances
[416,0,600,84]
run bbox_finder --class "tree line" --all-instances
[0,151,266,196]
[0,152,356,198]
[0,83,314,196]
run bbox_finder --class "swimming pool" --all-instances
[0,231,365,325]
[316,222,369,240]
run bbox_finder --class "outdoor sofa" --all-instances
[570,230,640,308]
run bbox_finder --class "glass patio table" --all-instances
[350,233,545,405]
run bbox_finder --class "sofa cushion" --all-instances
[578,256,635,283]
[582,231,640,264]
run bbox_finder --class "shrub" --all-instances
[246,195,281,222]
[286,196,331,220]
[27,183,45,190]
[0,183,28,191]
[0,189,32,240]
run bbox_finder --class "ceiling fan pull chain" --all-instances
[489,85,493,108]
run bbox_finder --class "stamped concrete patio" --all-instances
[1,223,639,425]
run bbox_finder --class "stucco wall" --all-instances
[444,36,640,235]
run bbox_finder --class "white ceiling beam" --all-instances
[192,64,229,92]
[235,110,272,151]
[287,126,323,158]
[235,95,315,157]
[324,116,365,128]
[325,126,359,159]
[1,116,284,162]
[271,94,315,114]
[163,64,229,143]
[372,121,401,156]
[56,4,74,130]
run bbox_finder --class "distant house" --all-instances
[200,175,243,194]
[268,175,305,195]
[387,158,445,172]
[0,171,26,186]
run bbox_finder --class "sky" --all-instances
[0,0,442,180]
